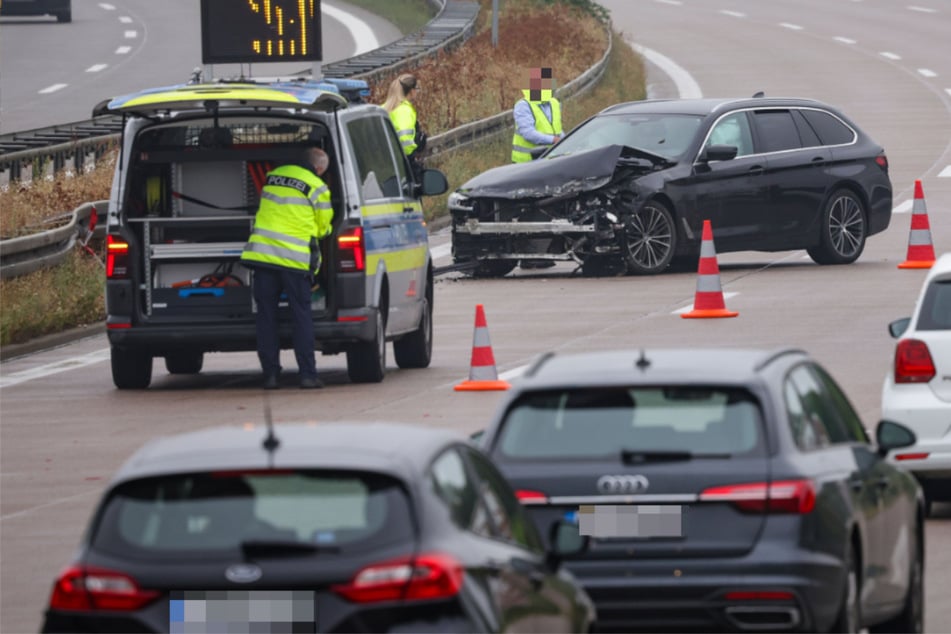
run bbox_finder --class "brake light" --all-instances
[723,590,795,601]
[515,489,549,504]
[875,153,889,171]
[895,453,930,461]
[48,565,159,612]
[700,480,816,514]
[332,553,462,603]
[338,226,365,272]
[894,339,936,383]
[106,235,130,279]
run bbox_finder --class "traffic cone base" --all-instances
[455,304,510,391]
[898,180,936,269]
[681,220,738,319]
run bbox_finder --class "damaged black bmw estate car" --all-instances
[448,96,893,277]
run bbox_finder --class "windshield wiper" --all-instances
[620,449,732,464]
[240,539,339,557]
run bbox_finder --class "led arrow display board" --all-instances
[200,0,323,64]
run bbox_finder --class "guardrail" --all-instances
[0,7,615,280]
[0,0,479,185]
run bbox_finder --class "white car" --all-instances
[882,251,951,514]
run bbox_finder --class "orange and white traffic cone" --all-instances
[455,304,511,391]
[681,219,738,319]
[898,180,937,269]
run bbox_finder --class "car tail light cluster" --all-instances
[515,489,549,505]
[332,553,463,603]
[106,235,130,279]
[894,339,936,383]
[875,153,889,172]
[49,565,159,612]
[700,479,816,514]
[337,226,365,272]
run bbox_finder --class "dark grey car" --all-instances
[476,348,924,633]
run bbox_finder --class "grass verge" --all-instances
[0,0,646,346]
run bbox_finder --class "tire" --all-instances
[165,352,203,375]
[111,347,153,389]
[347,307,386,383]
[830,545,861,633]
[623,201,676,275]
[394,280,433,369]
[470,259,517,278]
[807,189,867,265]
[869,526,924,633]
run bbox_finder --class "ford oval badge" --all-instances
[225,563,262,583]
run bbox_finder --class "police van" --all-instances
[98,78,448,388]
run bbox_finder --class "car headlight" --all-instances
[448,191,473,210]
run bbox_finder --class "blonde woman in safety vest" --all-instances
[383,74,427,180]
[511,67,563,163]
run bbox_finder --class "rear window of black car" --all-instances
[495,387,765,460]
[91,470,414,559]
[799,109,855,146]
[918,279,951,330]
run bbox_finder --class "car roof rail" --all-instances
[523,351,557,378]
[754,347,808,371]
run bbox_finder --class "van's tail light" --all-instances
[875,152,889,172]
[337,226,365,272]
[48,565,159,612]
[700,480,816,514]
[894,339,936,383]
[332,553,462,603]
[106,235,130,279]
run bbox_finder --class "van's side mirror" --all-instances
[547,519,586,567]
[699,144,738,163]
[419,169,449,196]
[876,420,917,457]
[888,317,911,338]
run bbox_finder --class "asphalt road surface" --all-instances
[0,0,402,133]
[2,0,951,632]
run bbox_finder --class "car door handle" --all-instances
[403,206,415,213]
[748,165,765,175]
[811,157,825,165]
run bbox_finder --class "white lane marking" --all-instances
[0,349,110,389]
[115,45,132,54]
[893,200,913,214]
[431,242,451,261]
[834,36,857,44]
[908,5,937,13]
[119,16,132,23]
[629,42,703,99]
[720,10,746,17]
[98,2,116,9]
[0,490,101,522]
[918,68,937,77]
[124,30,138,39]
[945,88,951,97]
[880,51,902,60]
[321,3,380,56]
[780,22,804,30]
[673,292,739,315]
[499,365,529,381]
[86,64,108,73]
[38,84,68,94]
[655,0,683,5]
[938,165,951,178]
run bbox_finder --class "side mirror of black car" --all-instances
[888,317,911,338]
[699,144,739,163]
[546,519,587,568]
[419,169,449,196]
[876,420,917,457]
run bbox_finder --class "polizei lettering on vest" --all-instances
[266,175,311,194]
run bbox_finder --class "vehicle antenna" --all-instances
[635,349,651,371]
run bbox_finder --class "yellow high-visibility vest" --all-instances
[512,91,562,163]
[390,100,418,156]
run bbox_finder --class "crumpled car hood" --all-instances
[457,144,667,200]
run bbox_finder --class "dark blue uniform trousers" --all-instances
[252,266,318,380]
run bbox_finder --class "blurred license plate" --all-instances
[576,504,684,539]
[169,590,316,633]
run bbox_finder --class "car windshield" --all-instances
[547,113,703,161]
[496,387,765,460]
[91,470,414,558]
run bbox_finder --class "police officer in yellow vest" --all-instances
[241,147,333,390]
[383,74,427,181]
[512,67,563,163]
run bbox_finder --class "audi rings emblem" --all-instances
[597,474,649,494]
